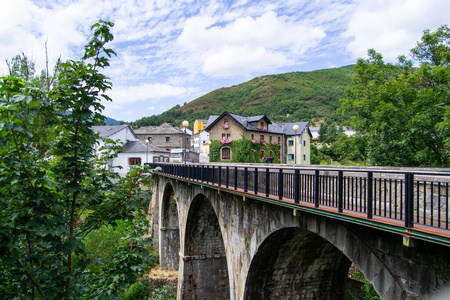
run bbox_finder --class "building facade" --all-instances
[134,123,192,152]
[205,112,311,164]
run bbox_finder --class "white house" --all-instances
[92,125,169,175]
[192,130,210,162]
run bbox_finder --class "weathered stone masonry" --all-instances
[150,175,450,300]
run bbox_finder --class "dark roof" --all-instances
[123,141,168,153]
[205,112,271,132]
[134,123,184,135]
[92,125,137,139]
[204,112,310,137]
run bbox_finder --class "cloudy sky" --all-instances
[1,0,449,122]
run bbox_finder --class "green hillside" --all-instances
[131,66,354,127]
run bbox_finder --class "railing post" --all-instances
[234,167,238,190]
[265,168,270,197]
[244,167,248,192]
[226,166,229,188]
[200,165,204,182]
[405,173,414,228]
[211,165,215,184]
[367,172,373,219]
[314,170,320,208]
[218,166,222,187]
[278,168,283,200]
[338,171,343,213]
[254,167,258,194]
[294,169,300,203]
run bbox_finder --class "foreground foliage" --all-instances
[341,25,450,167]
[0,21,154,299]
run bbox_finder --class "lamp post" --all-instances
[293,124,299,165]
[182,120,189,164]
[145,139,149,164]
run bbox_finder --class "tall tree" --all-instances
[0,20,153,299]
[341,26,450,167]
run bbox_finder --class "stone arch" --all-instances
[244,227,352,299]
[160,182,180,271]
[182,193,230,299]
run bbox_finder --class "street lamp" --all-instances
[145,139,149,164]
[293,124,299,165]
[182,120,189,164]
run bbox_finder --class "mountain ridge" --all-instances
[130,65,355,127]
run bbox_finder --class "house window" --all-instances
[128,157,141,165]
[148,137,152,142]
[221,147,231,160]
[260,150,265,159]
[222,133,226,139]
[269,136,272,143]
[288,154,294,160]
[288,140,294,146]
[303,140,306,146]
[165,136,170,142]
[303,154,306,161]
[226,133,231,139]
[260,135,264,141]
[223,118,229,129]
[278,151,281,160]
[278,136,281,144]
[260,121,264,129]
[251,134,254,140]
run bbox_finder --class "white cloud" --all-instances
[177,11,326,76]
[344,0,450,61]
[108,83,191,105]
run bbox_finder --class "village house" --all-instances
[204,112,311,164]
[92,125,169,175]
[134,122,192,152]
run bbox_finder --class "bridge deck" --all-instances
[149,163,450,246]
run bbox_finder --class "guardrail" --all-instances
[147,163,450,231]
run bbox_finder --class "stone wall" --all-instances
[151,175,450,300]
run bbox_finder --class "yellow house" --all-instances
[193,119,208,134]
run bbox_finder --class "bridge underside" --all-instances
[183,194,230,299]
[245,227,351,299]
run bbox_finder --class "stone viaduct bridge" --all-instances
[147,163,450,299]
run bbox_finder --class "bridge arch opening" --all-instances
[160,183,180,271]
[182,194,230,299]
[244,227,353,299]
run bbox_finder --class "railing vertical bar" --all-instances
[234,167,238,190]
[278,169,283,200]
[446,183,449,229]
[405,173,414,228]
[338,171,343,213]
[226,166,229,188]
[294,169,299,204]
[384,179,387,217]
[254,168,258,194]
[423,182,427,225]
[265,168,270,197]
[367,172,373,219]
[218,166,222,187]
[416,181,420,223]
[244,167,248,193]
[438,182,442,228]
[315,170,320,208]
[431,182,434,226]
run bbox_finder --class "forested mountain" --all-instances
[130,65,354,127]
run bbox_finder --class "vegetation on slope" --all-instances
[130,67,354,127]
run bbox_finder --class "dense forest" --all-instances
[129,66,354,128]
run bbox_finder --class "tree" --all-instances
[340,26,450,167]
[0,20,154,299]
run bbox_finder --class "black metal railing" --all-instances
[147,163,450,230]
